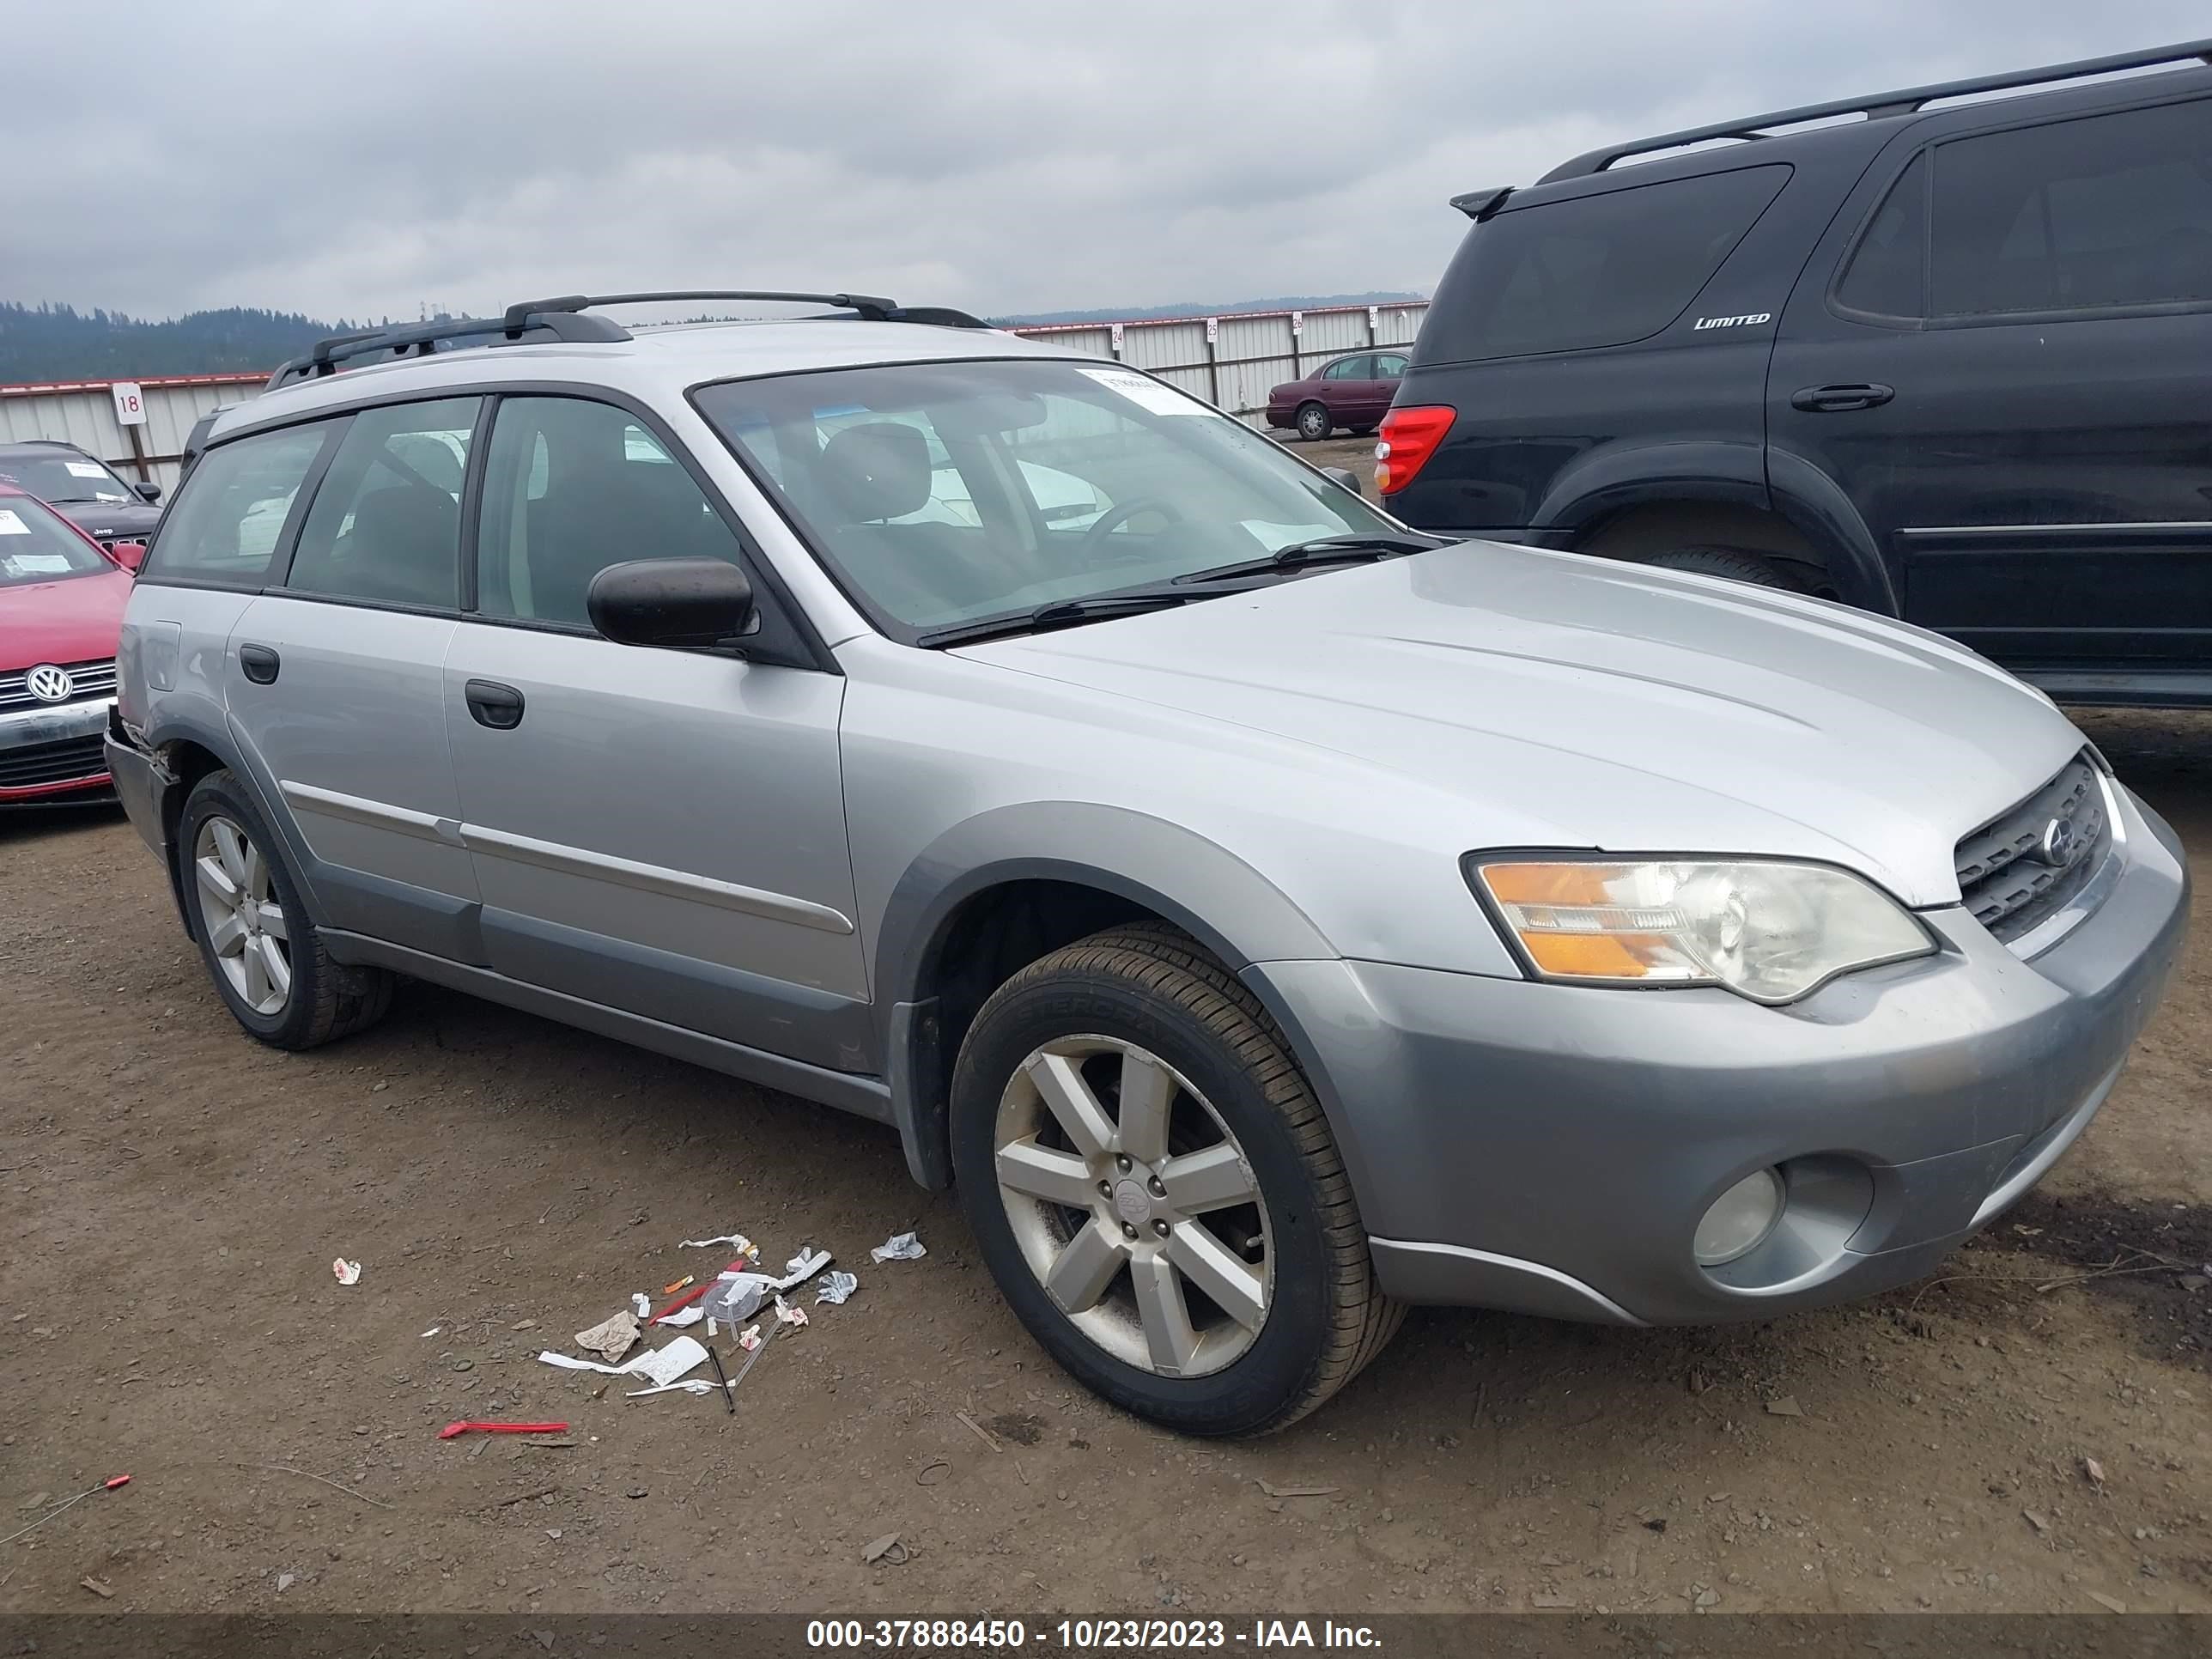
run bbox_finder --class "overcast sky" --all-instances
[5,1,2203,323]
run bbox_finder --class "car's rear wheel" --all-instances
[951,923,1402,1435]
[1638,545,1792,588]
[1294,402,1332,441]
[179,769,392,1050]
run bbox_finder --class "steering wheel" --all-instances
[1080,497,1183,560]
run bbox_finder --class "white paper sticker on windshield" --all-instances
[0,509,31,536]
[64,461,108,478]
[3,553,74,575]
[1078,367,1210,417]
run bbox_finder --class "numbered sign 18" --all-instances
[111,381,147,426]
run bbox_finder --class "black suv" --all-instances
[1383,40,2212,707]
[0,439,163,550]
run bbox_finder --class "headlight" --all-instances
[1466,856,1934,1004]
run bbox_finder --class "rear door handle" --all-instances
[464,678,526,730]
[1791,382,1895,413]
[237,643,280,684]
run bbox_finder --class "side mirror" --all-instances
[134,481,162,503]
[109,540,148,572]
[1322,466,1364,494]
[587,557,755,650]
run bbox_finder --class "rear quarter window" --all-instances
[1419,164,1791,362]
[142,423,331,586]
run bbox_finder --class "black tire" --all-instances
[1347,424,1377,438]
[1294,402,1332,442]
[951,923,1403,1436]
[1638,545,1791,588]
[177,769,392,1050]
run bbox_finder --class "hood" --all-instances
[49,500,161,541]
[958,542,2085,907]
[0,568,131,671]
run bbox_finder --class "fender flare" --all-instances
[872,802,1337,1188]
[141,704,336,930]
[1528,440,1771,541]
[1764,448,1900,615]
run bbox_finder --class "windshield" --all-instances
[0,497,115,586]
[0,453,139,505]
[695,358,1401,638]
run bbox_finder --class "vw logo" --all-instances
[2038,817,2077,868]
[24,664,73,704]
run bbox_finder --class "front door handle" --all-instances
[1791,382,1895,413]
[238,643,280,684]
[464,678,526,730]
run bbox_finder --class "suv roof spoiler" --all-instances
[267,289,992,390]
[1538,36,2212,183]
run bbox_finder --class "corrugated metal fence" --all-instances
[0,300,1430,493]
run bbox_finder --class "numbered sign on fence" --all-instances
[111,382,147,427]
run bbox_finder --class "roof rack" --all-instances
[1539,37,2212,183]
[267,289,990,392]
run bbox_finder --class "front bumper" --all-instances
[1249,785,2190,1326]
[0,696,115,802]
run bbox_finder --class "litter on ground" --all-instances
[817,1270,859,1305]
[573,1309,641,1364]
[331,1258,362,1285]
[678,1232,758,1255]
[871,1231,927,1263]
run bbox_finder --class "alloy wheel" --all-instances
[1297,405,1329,441]
[193,815,292,1016]
[993,1035,1273,1377]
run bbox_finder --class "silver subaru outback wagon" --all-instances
[106,291,2187,1435]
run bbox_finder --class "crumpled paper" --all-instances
[538,1334,708,1388]
[573,1309,641,1364]
[816,1271,859,1305]
[871,1231,927,1264]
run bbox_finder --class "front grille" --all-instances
[0,732,107,790]
[1954,750,2111,943]
[0,657,118,711]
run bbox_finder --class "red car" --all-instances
[1265,349,1411,441]
[0,485,145,805]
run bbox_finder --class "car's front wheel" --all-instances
[1294,402,1332,441]
[179,769,392,1049]
[951,924,1402,1435]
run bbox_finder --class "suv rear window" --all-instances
[1420,164,1790,362]
[142,423,330,586]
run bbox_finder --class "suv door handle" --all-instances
[237,643,280,684]
[1791,382,1894,413]
[464,678,526,730]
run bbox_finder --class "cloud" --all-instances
[3,0,2200,321]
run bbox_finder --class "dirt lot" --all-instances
[3,708,2208,1619]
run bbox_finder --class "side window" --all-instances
[285,398,478,608]
[477,397,744,629]
[1835,152,1929,318]
[141,423,330,586]
[1372,353,1410,377]
[1931,99,2212,317]
[1322,356,1370,380]
[1421,163,1791,362]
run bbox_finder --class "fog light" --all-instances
[1694,1168,1785,1266]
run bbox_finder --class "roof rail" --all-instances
[265,307,629,391]
[266,288,992,391]
[501,290,990,331]
[1539,37,2212,183]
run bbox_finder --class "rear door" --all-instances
[441,392,869,1073]
[224,398,483,958]
[1768,92,2212,687]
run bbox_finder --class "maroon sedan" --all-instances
[1265,349,1411,441]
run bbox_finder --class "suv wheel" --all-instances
[1638,545,1790,588]
[951,924,1402,1435]
[1294,402,1332,441]
[179,769,392,1049]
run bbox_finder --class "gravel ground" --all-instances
[1,695,2207,1616]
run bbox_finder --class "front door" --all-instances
[1769,94,2212,691]
[441,393,869,1073]
[224,398,484,960]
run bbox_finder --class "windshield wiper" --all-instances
[1175,532,1447,585]
[916,578,1267,648]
